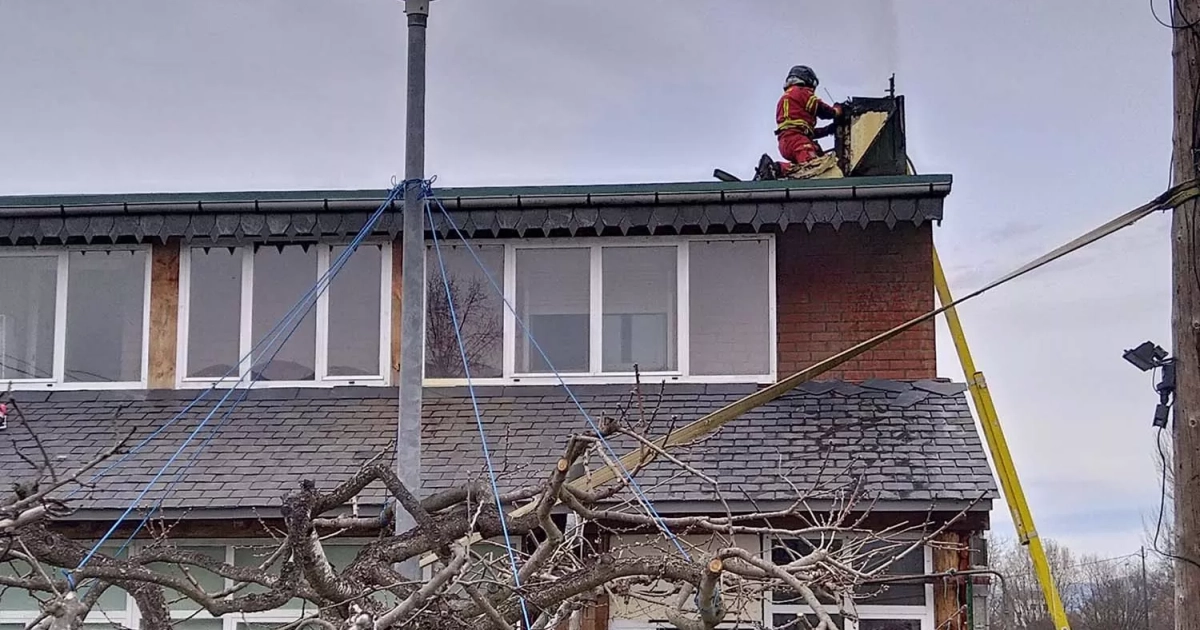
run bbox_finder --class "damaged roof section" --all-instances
[0,379,995,517]
[0,175,950,245]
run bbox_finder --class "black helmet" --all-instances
[787,65,818,88]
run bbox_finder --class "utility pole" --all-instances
[396,0,431,577]
[1143,546,1151,630]
[1171,1,1200,628]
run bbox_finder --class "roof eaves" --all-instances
[0,175,952,217]
[53,497,991,522]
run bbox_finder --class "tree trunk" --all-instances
[1172,1,1200,628]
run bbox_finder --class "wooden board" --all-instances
[932,532,965,629]
[148,240,181,389]
[391,237,403,382]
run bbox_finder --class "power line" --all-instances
[1151,0,1200,30]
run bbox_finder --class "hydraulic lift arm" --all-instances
[933,246,1071,630]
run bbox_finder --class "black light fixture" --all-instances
[1123,341,1170,372]
[1122,340,1175,428]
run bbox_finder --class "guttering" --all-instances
[0,177,952,219]
[53,497,989,522]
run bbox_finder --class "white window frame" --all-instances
[762,535,936,630]
[610,622,752,630]
[0,246,151,391]
[0,542,135,628]
[177,241,393,389]
[0,539,369,629]
[423,234,777,387]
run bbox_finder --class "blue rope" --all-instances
[110,365,254,555]
[424,186,690,560]
[72,383,254,600]
[68,183,409,498]
[427,204,533,628]
[72,181,409,576]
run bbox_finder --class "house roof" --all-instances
[0,379,995,519]
[0,175,951,245]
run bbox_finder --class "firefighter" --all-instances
[757,65,847,179]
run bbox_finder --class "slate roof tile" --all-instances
[0,380,996,514]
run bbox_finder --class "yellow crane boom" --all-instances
[933,246,1070,630]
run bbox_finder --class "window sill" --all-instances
[3,380,149,391]
[177,377,389,390]
[423,374,776,387]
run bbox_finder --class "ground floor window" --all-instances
[765,536,934,630]
[0,541,368,629]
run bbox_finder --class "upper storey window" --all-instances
[425,235,775,384]
[0,248,150,389]
[179,243,390,387]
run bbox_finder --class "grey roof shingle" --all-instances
[0,380,995,516]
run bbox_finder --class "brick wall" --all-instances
[775,222,935,380]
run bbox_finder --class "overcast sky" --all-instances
[0,0,1178,558]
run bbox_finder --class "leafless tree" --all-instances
[985,537,1078,630]
[3,387,973,630]
[986,536,1176,629]
[424,274,503,379]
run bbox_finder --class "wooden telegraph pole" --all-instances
[1172,1,1200,628]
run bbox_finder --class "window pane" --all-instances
[187,248,242,378]
[147,546,225,612]
[233,545,308,610]
[425,244,504,378]
[859,621,921,630]
[327,245,382,377]
[854,541,926,606]
[65,250,147,383]
[0,256,56,379]
[1,625,129,630]
[1,558,48,612]
[322,545,361,571]
[168,621,224,630]
[461,542,513,598]
[771,538,843,605]
[0,554,127,621]
[516,248,589,373]
[689,240,770,376]
[772,613,845,629]
[252,245,316,381]
[602,247,676,372]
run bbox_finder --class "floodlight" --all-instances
[1123,341,1169,372]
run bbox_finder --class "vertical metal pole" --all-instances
[1142,546,1151,630]
[395,0,430,578]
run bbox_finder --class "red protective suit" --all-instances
[775,85,840,167]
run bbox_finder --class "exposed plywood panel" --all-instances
[847,111,890,173]
[933,532,966,630]
[148,240,181,389]
[391,237,403,383]
[581,593,609,630]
